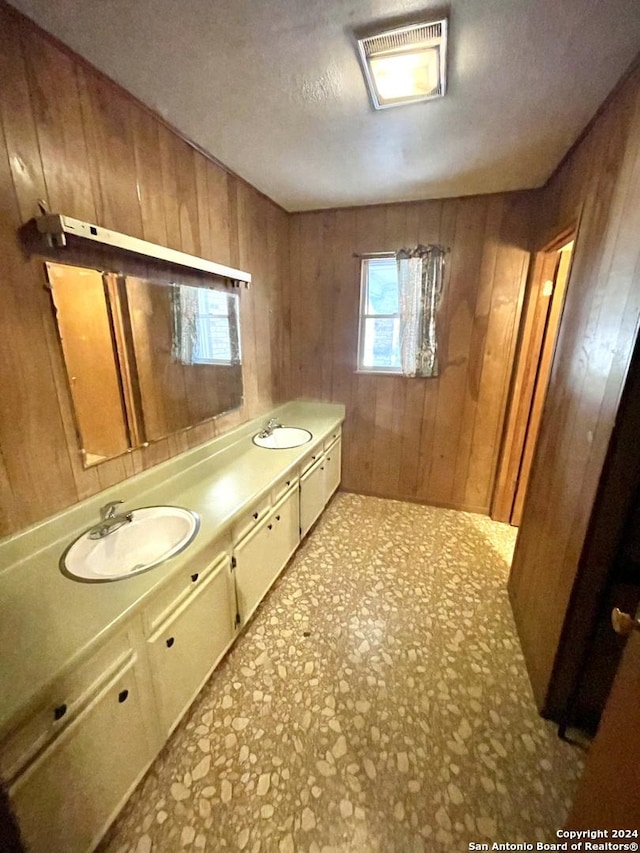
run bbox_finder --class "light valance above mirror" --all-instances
[35,213,251,288]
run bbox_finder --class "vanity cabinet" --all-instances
[0,411,343,853]
[6,634,155,853]
[300,437,342,538]
[234,485,299,624]
[146,553,235,736]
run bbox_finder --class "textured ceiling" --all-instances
[9,0,640,211]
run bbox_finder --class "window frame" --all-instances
[356,254,402,375]
[191,288,240,366]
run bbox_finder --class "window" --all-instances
[171,284,241,367]
[192,288,237,365]
[357,256,401,372]
[357,246,447,377]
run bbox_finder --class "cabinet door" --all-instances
[324,437,342,499]
[10,655,153,853]
[147,557,234,736]
[271,486,300,572]
[300,458,326,538]
[234,517,279,624]
[234,488,298,625]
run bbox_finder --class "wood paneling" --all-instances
[0,3,289,538]
[508,61,640,712]
[287,195,532,512]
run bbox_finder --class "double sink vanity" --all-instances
[0,400,344,853]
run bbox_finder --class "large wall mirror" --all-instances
[46,262,243,467]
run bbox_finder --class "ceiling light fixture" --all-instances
[356,18,448,110]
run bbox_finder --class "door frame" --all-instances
[491,225,576,524]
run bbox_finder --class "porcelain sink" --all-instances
[253,427,312,449]
[61,506,200,582]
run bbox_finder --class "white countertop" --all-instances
[0,400,344,733]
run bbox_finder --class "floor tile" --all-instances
[100,493,584,852]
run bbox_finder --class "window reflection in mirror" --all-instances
[125,277,242,443]
[46,262,244,468]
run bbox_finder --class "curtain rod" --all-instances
[353,245,450,259]
[352,251,396,259]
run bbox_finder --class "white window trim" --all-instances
[356,253,402,375]
[191,289,239,366]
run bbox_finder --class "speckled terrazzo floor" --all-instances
[100,493,584,853]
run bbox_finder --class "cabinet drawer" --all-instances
[0,628,134,783]
[299,443,324,475]
[232,496,271,543]
[323,427,342,451]
[147,560,235,735]
[143,542,229,636]
[9,653,153,853]
[271,471,298,504]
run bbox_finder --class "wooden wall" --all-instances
[287,194,532,512]
[508,61,640,711]
[0,4,289,538]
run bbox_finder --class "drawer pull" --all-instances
[276,515,281,521]
[118,689,129,704]
[166,637,175,648]
[253,512,259,520]
[327,457,331,462]
[311,455,316,461]
[53,703,67,721]
[286,480,290,487]
[321,466,325,471]
[191,572,199,583]
[268,523,273,530]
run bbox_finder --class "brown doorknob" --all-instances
[611,607,640,636]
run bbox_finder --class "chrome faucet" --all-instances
[257,418,283,439]
[88,500,134,540]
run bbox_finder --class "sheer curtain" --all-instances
[397,244,446,377]
[171,284,199,365]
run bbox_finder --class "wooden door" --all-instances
[492,237,574,525]
[566,624,640,828]
[511,244,573,525]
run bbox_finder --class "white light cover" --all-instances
[357,19,447,110]
[369,48,440,102]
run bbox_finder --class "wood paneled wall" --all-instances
[0,3,289,538]
[287,195,532,512]
[508,61,640,711]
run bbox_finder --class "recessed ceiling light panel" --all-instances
[357,18,448,110]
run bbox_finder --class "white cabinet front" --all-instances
[300,437,342,538]
[234,487,299,624]
[147,556,235,736]
[10,654,153,853]
[324,437,342,500]
[300,458,326,539]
